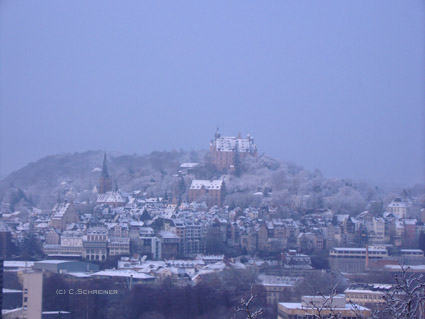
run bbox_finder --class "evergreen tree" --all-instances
[140,209,152,221]
[234,141,242,177]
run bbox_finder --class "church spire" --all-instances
[99,151,113,194]
[101,151,109,177]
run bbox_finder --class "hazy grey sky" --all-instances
[0,1,424,185]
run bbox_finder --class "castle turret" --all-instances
[215,126,221,139]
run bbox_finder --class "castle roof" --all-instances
[189,180,223,190]
[213,135,256,153]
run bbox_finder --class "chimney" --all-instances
[365,244,369,269]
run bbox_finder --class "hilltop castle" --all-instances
[209,127,257,171]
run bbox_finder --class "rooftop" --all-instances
[190,180,223,190]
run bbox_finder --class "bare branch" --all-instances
[232,284,263,319]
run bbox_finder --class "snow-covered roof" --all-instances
[51,203,71,220]
[385,265,425,271]
[345,283,393,294]
[214,136,256,153]
[65,272,92,278]
[35,260,76,264]
[279,302,369,311]
[404,219,417,225]
[92,270,155,280]
[388,200,411,208]
[345,289,386,294]
[159,231,179,239]
[4,261,35,268]
[259,275,300,287]
[401,249,424,253]
[332,246,387,252]
[97,191,126,204]
[3,289,23,293]
[190,180,223,190]
[2,308,23,315]
[180,163,199,168]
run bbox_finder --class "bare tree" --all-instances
[301,282,375,319]
[301,283,343,319]
[348,300,381,319]
[384,265,425,319]
[233,284,263,319]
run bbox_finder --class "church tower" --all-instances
[99,152,113,194]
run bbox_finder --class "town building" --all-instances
[344,283,392,307]
[33,260,99,273]
[188,180,226,207]
[48,202,79,231]
[43,230,84,258]
[0,222,12,258]
[22,271,43,319]
[179,163,199,175]
[108,237,130,256]
[83,227,109,261]
[259,274,300,305]
[278,295,370,319]
[159,231,179,259]
[329,246,388,259]
[387,198,411,219]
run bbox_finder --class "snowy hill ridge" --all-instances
[0,150,416,213]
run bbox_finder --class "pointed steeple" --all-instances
[101,151,109,177]
[99,151,113,194]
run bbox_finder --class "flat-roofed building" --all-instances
[345,284,392,307]
[33,260,99,273]
[159,231,179,259]
[108,237,130,256]
[400,249,424,257]
[329,246,388,259]
[22,271,43,319]
[83,227,109,261]
[278,295,370,319]
[259,275,300,305]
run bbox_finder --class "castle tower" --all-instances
[215,126,221,139]
[99,152,113,194]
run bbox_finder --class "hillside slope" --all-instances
[0,150,400,214]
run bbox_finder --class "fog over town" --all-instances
[0,1,424,319]
[1,1,424,185]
